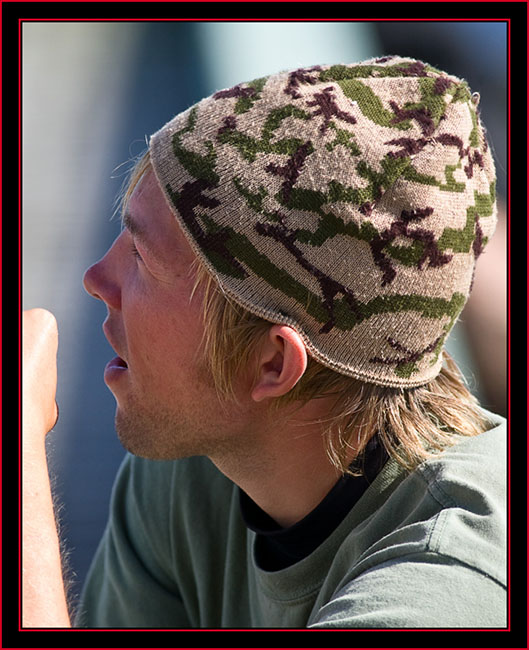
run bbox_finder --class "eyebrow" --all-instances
[122,211,156,256]
[122,211,144,238]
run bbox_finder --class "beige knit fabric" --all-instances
[150,56,497,387]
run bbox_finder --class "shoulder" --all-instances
[367,412,506,537]
[412,414,507,584]
[383,412,506,526]
[310,415,507,628]
[371,415,507,580]
[417,412,506,502]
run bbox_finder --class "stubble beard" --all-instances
[111,345,225,459]
[114,395,211,460]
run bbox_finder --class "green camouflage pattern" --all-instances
[150,56,497,387]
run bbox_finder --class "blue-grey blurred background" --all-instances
[22,21,507,608]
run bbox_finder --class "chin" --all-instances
[114,405,209,461]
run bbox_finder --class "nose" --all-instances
[83,239,121,310]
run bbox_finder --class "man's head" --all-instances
[86,56,496,471]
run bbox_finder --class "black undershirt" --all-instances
[239,436,388,571]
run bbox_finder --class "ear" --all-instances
[251,325,308,403]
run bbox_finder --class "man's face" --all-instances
[83,169,246,459]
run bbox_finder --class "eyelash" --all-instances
[130,241,143,262]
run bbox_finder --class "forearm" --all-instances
[22,420,70,628]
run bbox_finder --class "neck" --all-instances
[209,398,349,528]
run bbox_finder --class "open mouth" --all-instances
[104,357,129,386]
[104,355,129,384]
[106,355,128,371]
[113,356,128,369]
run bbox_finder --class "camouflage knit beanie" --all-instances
[149,55,497,388]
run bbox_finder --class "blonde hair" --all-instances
[121,150,492,475]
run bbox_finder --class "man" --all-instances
[23,56,506,628]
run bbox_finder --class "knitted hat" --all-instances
[149,56,497,388]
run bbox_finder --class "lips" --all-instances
[104,355,129,386]
[110,356,128,369]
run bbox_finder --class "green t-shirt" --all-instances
[75,414,507,628]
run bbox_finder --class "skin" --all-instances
[22,309,70,627]
[462,199,507,416]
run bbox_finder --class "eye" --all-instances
[130,240,143,262]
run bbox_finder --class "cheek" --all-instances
[124,285,205,380]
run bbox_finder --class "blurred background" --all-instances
[22,21,507,608]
